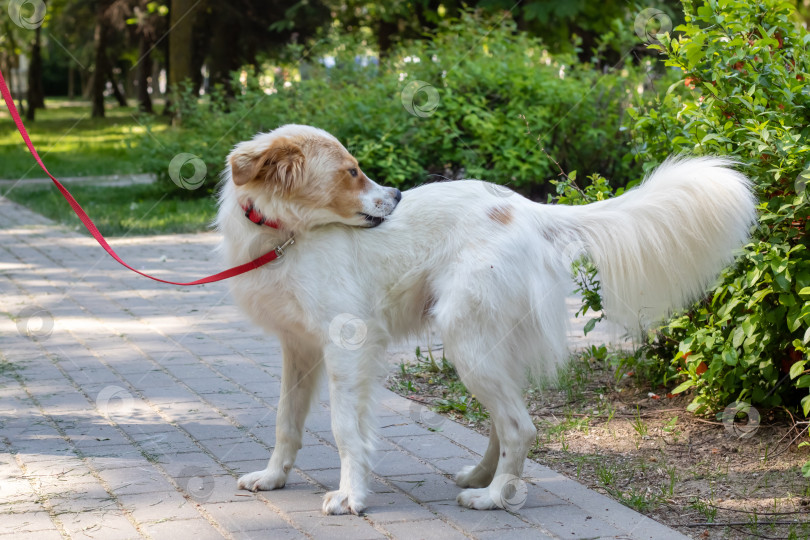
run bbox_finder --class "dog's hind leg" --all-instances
[457,380,536,510]
[238,335,323,492]
[455,423,499,488]
[443,336,537,510]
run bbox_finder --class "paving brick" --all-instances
[429,456,479,478]
[519,503,625,539]
[302,411,333,433]
[475,526,555,540]
[59,510,141,539]
[0,530,63,540]
[117,491,201,522]
[84,455,154,471]
[175,473,242,504]
[39,480,110,500]
[387,474,462,503]
[98,466,172,496]
[427,501,534,535]
[225,407,275,427]
[294,443,339,471]
[21,458,93,480]
[181,376,234,394]
[9,432,73,453]
[0,508,57,534]
[77,442,142,459]
[231,527,307,540]
[65,423,129,447]
[139,517,225,539]
[161,452,224,478]
[378,418,432,438]
[133,430,200,455]
[251,482,325,512]
[67,367,123,385]
[241,381,282,400]
[382,519,471,540]
[371,451,435,477]
[287,510,386,540]
[180,421,244,441]
[363,491,437,524]
[49,494,118,515]
[201,438,269,463]
[0,478,35,502]
[203,500,288,533]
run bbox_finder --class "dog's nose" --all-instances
[392,188,402,203]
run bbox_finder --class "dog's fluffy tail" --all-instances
[548,156,757,332]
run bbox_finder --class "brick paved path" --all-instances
[0,196,686,539]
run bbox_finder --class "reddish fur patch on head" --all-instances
[487,205,513,225]
[320,169,372,218]
[230,136,304,189]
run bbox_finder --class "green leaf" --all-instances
[747,288,772,308]
[722,348,738,366]
[671,379,696,394]
[802,394,810,417]
[732,326,745,348]
[790,360,806,380]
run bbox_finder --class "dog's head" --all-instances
[227,125,401,230]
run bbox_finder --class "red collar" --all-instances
[240,201,281,229]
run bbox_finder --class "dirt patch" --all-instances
[387,348,810,539]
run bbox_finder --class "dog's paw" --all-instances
[457,487,498,510]
[455,465,493,488]
[237,469,287,492]
[322,490,366,515]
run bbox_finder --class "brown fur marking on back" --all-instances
[487,205,514,225]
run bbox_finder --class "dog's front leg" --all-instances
[238,336,323,492]
[321,346,380,515]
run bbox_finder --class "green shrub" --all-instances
[136,11,648,198]
[623,0,810,414]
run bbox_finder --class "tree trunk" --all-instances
[161,36,173,116]
[68,64,75,100]
[107,58,127,107]
[377,19,398,57]
[168,0,196,123]
[190,25,207,95]
[208,15,236,97]
[136,33,153,113]
[80,68,91,98]
[26,25,45,121]
[91,3,109,118]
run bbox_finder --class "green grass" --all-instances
[0,97,212,236]
[0,98,168,179]
[1,183,217,236]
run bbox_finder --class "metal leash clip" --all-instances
[274,236,295,258]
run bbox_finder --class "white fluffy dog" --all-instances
[216,124,756,515]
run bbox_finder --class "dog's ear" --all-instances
[230,137,304,189]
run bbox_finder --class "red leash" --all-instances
[0,69,281,286]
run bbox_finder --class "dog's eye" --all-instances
[349,168,358,177]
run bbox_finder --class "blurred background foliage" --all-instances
[140,11,659,198]
[1,0,686,195]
